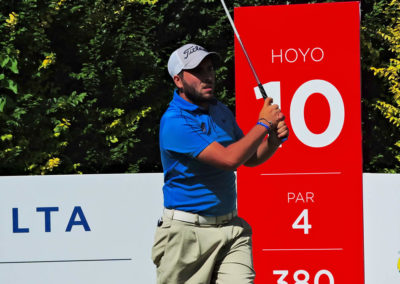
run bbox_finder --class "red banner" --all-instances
[235,2,363,284]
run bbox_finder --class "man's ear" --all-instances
[173,74,183,89]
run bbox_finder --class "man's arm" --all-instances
[197,98,283,171]
[197,124,269,170]
[244,120,289,167]
[243,120,289,167]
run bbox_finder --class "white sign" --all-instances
[0,174,164,284]
[0,173,399,283]
[363,173,400,284]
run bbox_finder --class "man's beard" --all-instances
[181,80,216,105]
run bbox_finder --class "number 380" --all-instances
[273,269,334,284]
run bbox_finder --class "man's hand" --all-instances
[269,120,289,145]
[258,97,283,129]
[276,120,289,140]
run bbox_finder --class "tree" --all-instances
[0,0,399,174]
[0,0,162,174]
[362,0,400,172]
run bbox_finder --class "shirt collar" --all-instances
[171,89,210,113]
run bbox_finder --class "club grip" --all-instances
[258,84,268,99]
[258,83,287,143]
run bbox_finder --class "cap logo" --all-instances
[183,45,206,59]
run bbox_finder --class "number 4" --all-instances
[292,209,312,234]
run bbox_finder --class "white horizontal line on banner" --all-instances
[0,258,132,264]
[260,172,342,176]
[262,248,343,251]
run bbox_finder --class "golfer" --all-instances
[152,43,288,284]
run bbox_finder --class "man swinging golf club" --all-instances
[151,43,289,284]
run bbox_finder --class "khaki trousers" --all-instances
[151,214,255,284]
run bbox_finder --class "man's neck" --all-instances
[179,92,210,110]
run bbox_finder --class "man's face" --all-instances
[178,57,216,104]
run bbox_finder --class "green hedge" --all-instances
[0,0,398,174]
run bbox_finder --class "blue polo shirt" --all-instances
[159,90,244,216]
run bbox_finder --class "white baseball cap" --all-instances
[167,43,219,78]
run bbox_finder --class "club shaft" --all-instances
[220,0,267,98]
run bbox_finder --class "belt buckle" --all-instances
[198,215,211,225]
[216,213,229,225]
[223,211,236,224]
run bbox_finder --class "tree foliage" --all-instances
[0,0,398,174]
[0,0,161,174]
[362,0,400,172]
[369,0,400,171]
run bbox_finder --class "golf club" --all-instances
[220,0,268,99]
[221,0,288,142]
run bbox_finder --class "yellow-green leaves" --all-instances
[127,0,158,4]
[39,53,56,70]
[54,118,71,137]
[368,0,400,171]
[371,1,400,128]
[5,12,18,27]
[41,157,61,174]
[1,134,12,141]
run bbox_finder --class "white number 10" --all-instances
[254,79,345,148]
